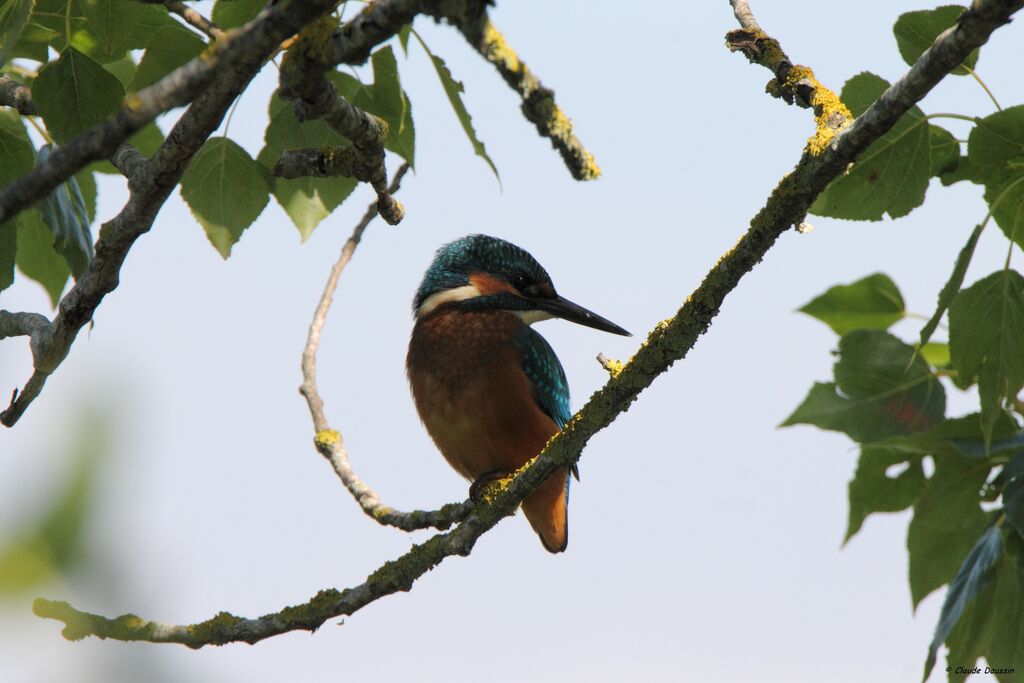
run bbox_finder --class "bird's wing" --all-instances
[513,326,571,429]
[513,327,580,482]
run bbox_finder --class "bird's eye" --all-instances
[511,273,531,291]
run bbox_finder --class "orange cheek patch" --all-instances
[469,272,515,296]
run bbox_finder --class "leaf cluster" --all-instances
[1,1,496,298]
[789,6,1024,681]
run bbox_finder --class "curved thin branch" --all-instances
[32,0,1023,646]
[299,163,471,531]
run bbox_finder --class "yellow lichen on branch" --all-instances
[783,66,852,155]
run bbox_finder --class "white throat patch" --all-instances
[418,284,483,317]
[513,309,555,326]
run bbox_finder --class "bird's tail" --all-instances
[522,467,570,553]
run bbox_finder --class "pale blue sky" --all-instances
[2,2,1020,681]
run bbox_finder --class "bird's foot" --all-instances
[469,469,514,503]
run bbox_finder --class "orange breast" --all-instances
[407,308,569,552]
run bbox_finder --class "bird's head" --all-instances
[413,234,630,336]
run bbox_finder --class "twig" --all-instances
[32,0,1024,646]
[725,1,853,156]
[596,353,624,378]
[165,0,226,41]
[299,163,470,531]
[108,144,151,190]
[731,0,761,32]
[0,75,37,116]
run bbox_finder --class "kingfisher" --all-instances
[406,234,630,553]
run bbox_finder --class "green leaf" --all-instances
[10,21,58,61]
[102,53,136,88]
[798,273,905,335]
[414,32,498,180]
[940,155,989,187]
[211,0,265,29]
[0,219,14,292]
[129,24,206,92]
[28,0,82,46]
[948,270,1024,447]
[1003,453,1024,542]
[0,0,33,66]
[181,138,270,258]
[0,110,35,188]
[366,46,415,166]
[782,330,946,442]
[946,537,1024,683]
[74,168,96,223]
[810,72,930,221]
[845,446,926,542]
[985,172,1024,250]
[920,223,984,346]
[883,412,1022,461]
[35,145,93,277]
[920,342,951,369]
[256,93,357,240]
[79,0,146,63]
[907,452,991,607]
[923,525,1003,682]
[893,6,978,76]
[15,209,69,307]
[969,106,1024,182]
[33,47,125,145]
[368,46,405,132]
[397,23,411,55]
[929,125,961,177]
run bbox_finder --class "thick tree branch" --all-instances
[299,163,470,531]
[32,0,1023,645]
[0,75,37,116]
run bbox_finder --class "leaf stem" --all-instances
[26,116,53,144]
[961,65,1003,111]
[65,0,73,49]
[926,113,977,123]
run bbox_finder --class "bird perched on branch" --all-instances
[407,234,630,552]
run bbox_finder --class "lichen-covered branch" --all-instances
[0,75,37,116]
[272,146,358,179]
[725,0,851,139]
[298,163,471,531]
[33,0,1022,646]
[1,0,350,427]
[726,2,854,156]
[278,16,404,225]
[430,4,601,181]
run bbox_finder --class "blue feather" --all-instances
[513,326,578,488]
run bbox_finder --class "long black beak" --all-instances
[535,295,631,336]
